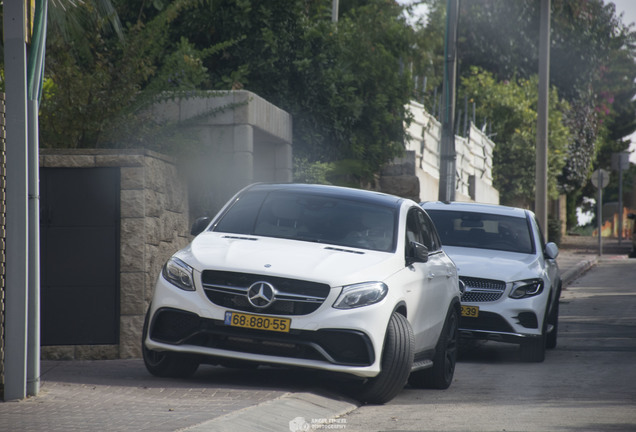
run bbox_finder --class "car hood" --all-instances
[179,232,402,287]
[443,245,543,282]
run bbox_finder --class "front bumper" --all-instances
[148,307,375,366]
[459,298,546,344]
[144,274,392,377]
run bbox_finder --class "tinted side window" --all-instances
[406,209,424,245]
[406,207,440,251]
[532,216,546,248]
[418,211,441,252]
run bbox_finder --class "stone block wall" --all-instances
[39,149,190,359]
[378,151,421,202]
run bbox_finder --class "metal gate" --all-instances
[40,167,120,345]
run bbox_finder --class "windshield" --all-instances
[426,209,534,254]
[213,190,397,252]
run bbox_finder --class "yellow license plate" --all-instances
[224,311,291,333]
[461,305,479,318]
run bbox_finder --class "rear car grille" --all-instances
[149,308,374,366]
[460,276,506,302]
[201,270,331,315]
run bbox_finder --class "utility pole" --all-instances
[26,0,49,397]
[535,0,551,234]
[4,0,30,401]
[3,0,49,401]
[438,0,459,202]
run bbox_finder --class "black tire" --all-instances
[546,298,560,350]
[357,313,414,404]
[142,307,200,378]
[520,295,556,362]
[408,305,458,389]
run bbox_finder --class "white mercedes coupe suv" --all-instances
[421,201,561,362]
[143,183,462,404]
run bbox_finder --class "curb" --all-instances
[560,256,598,287]
[179,392,358,432]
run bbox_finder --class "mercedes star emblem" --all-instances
[247,281,276,308]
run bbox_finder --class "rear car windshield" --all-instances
[213,190,397,252]
[426,209,534,254]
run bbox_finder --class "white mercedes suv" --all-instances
[421,201,561,362]
[143,183,462,404]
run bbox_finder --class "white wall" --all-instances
[405,101,499,204]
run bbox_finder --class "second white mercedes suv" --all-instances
[421,201,561,362]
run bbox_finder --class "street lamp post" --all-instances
[535,0,551,234]
[438,0,459,202]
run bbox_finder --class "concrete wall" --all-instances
[397,101,500,204]
[39,150,190,360]
[150,90,293,217]
[37,91,293,360]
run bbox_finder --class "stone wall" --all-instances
[377,151,420,202]
[39,149,190,359]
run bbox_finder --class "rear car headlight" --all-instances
[509,279,543,299]
[333,282,388,309]
[162,257,195,291]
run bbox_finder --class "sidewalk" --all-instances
[558,234,633,286]
[1,236,632,432]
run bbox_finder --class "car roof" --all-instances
[420,201,531,219]
[244,183,405,209]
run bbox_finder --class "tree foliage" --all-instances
[461,68,569,207]
[32,0,416,184]
[38,0,223,149]
[415,0,636,217]
[167,0,414,181]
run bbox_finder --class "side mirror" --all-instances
[190,216,212,236]
[545,242,559,260]
[407,241,429,265]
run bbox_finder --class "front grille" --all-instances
[201,270,331,315]
[460,276,506,302]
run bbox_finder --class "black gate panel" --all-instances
[41,168,120,345]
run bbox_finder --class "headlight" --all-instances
[509,279,543,299]
[333,282,388,309]
[162,257,195,291]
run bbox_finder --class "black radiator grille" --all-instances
[201,270,331,315]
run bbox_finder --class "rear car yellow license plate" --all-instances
[224,311,291,332]
[461,305,479,318]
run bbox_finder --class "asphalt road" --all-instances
[339,255,636,432]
